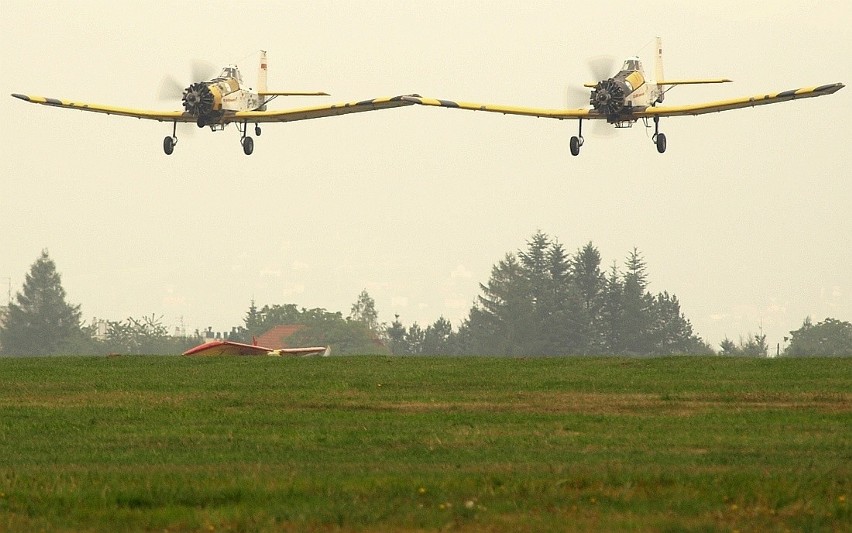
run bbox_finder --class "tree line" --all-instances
[2,246,851,356]
[387,231,713,355]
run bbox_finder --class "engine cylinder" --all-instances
[182,82,215,116]
[590,78,627,116]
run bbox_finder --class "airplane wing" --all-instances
[11,93,417,123]
[182,340,330,357]
[403,83,843,121]
[182,340,274,356]
[634,83,844,117]
[11,93,194,122]
[400,96,606,120]
[234,95,416,123]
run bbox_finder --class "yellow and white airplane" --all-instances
[403,38,844,156]
[12,50,416,155]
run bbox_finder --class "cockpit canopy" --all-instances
[622,57,642,73]
[218,65,243,83]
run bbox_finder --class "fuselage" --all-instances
[589,57,663,121]
[181,65,262,125]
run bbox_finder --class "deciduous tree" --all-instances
[786,317,852,356]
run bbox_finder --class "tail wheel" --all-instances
[163,136,175,155]
[655,133,667,154]
[242,136,254,155]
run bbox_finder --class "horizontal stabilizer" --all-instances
[657,78,732,86]
[259,91,330,96]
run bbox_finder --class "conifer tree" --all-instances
[0,250,82,355]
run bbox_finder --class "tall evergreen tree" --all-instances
[571,242,605,353]
[349,289,379,333]
[650,292,702,354]
[621,248,654,354]
[386,314,407,354]
[404,323,426,354]
[518,231,552,312]
[545,240,586,354]
[598,261,624,353]
[422,316,454,354]
[458,233,705,356]
[0,250,82,355]
[474,253,532,354]
[519,232,566,354]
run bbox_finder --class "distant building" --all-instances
[254,324,306,348]
[90,318,108,341]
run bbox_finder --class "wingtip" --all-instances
[11,93,29,101]
[819,82,845,94]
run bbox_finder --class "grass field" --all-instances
[0,355,849,532]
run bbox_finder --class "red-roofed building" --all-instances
[254,324,306,349]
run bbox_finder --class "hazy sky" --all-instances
[2,1,850,350]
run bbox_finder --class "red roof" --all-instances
[254,324,306,349]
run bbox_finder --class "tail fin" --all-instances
[258,50,269,95]
[654,37,665,103]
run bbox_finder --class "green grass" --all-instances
[0,356,849,531]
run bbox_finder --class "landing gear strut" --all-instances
[163,121,178,155]
[238,120,254,155]
[652,116,666,154]
[570,118,584,156]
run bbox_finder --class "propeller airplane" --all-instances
[11,50,416,155]
[402,37,844,156]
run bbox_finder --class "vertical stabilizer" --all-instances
[654,37,665,102]
[258,50,268,94]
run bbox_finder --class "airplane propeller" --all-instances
[587,55,616,82]
[158,76,185,101]
[158,60,217,102]
[564,54,617,135]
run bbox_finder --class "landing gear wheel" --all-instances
[242,136,254,155]
[255,125,262,137]
[163,136,175,155]
[655,132,667,154]
[196,117,206,129]
[570,136,582,156]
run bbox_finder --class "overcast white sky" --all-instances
[1,0,850,351]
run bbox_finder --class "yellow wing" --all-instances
[235,95,416,123]
[403,83,843,121]
[400,96,606,120]
[11,93,416,123]
[11,93,193,122]
[635,83,844,117]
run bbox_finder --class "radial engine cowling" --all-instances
[182,82,215,117]
[590,78,628,116]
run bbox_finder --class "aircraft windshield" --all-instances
[622,58,641,72]
[219,66,242,82]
